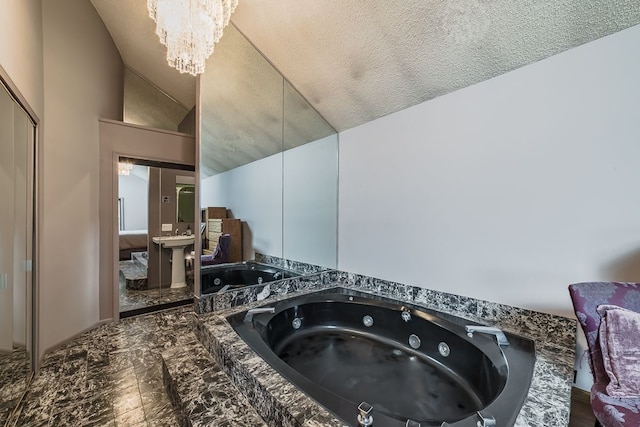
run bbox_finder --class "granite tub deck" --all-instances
[195,270,337,314]
[194,254,334,315]
[161,341,265,426]
[165,288,340,427]
[192,280,576,427]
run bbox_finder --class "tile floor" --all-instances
[0,347,30,425]
[12,307,196,427]
[119,270,193,314]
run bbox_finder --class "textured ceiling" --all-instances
[232,0,640,131]
[90,0,640,132]
[199,24,336,177]
[123,67,189,131]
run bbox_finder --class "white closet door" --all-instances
[0,86,15,353]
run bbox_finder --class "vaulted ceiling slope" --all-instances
[91,1,640,132]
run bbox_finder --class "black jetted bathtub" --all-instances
[201,261,299,295]
[229,288,536,427]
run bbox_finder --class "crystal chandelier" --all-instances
[118,162,133,176]
[147,0,238,76]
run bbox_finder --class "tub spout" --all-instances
[465,325,509,346]
[357,402,374,426]
[476,411,496,427]
[243,307,275,322]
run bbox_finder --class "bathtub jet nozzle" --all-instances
[243,307,275,323]
[465,325,509,347]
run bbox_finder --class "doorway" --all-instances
[116,157,195,318]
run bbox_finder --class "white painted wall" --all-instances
[201,153,283,258]
[118,168,149,231]
[283,135,338,267]
[41,0,123,356]
[338,24,640,391]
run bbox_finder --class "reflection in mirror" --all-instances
[200,23,284,262]
[117,159,194,318]
[176,175,195,223]
[283,82,338,268]
[199,22,339,299]
[282,80,336,152]
[200,24,284,178]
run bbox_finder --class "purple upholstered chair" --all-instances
[568,282,640,426]
[201,234,231,266]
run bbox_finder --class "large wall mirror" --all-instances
[199,23,338,285]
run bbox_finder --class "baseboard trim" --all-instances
[39,318,113,369]
[571,386,590,403]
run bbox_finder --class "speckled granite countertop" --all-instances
[190,275,575,427]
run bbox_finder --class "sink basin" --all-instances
[152,235,195,248]
[152,235,195,288]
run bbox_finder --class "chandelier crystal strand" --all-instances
[118,162,133,176]
[147,0,238,75]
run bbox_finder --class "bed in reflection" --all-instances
[119,229,148,260]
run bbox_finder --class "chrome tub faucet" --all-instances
[243,307,276,322]
[465,325,509,346]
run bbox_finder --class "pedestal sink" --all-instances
[152,235,195,288]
